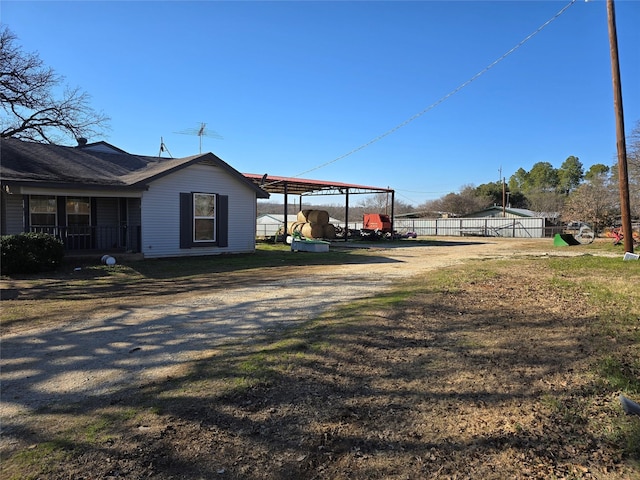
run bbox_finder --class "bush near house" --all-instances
[1,232,64,275]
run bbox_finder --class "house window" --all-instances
[180,192,227,248]
[66,197,91,233]
[193,193,216,242]
[30,195,57,226]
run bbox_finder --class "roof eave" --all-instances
[1,178,148,192]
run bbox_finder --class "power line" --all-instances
[276,0,577,184]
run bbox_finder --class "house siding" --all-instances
[140,163,257,258]
[1,192,25,235]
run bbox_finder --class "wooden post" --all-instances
[607,0,633,253]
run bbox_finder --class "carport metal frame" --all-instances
[244,173,395,241]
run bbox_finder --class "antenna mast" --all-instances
[158,137,173,158]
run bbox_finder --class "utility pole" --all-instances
[607,0,633,253]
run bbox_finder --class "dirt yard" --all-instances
[0,238,586,418]
[1,237,637,479]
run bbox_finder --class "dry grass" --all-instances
[1,241,640,479]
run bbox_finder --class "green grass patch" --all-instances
[83,408,138,442]
[598,356,640,394]
[4,440,74,480]
[606,416,640,459]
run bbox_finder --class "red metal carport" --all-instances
[243,173,395,241]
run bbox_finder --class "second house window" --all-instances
[193,193,216,241]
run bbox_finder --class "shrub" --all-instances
[1,232,65,275]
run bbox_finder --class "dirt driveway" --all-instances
[0,238,596,428]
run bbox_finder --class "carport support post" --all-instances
[390,190,395,238]
[344,189,350,242]
[282,182,289,244]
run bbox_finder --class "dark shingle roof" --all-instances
[0,138,269,198]
[1,138,151,186]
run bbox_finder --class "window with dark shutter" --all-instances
[217,195,228,247]
[180,192,229,248]
[179,193,193,249]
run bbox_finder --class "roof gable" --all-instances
[76,141,130,155]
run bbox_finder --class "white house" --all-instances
[0,138,269,258]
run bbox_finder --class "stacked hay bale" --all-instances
[323,223,336,239]
[287,209,336,240]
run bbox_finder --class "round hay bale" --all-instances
[307,210,329,225]
[323,223,336,239]
[297,210,312,222]
[301,223,324,239]
[287,221,306,234]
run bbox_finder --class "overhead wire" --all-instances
[264,0,578,189]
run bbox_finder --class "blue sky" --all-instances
[2,0,639,205]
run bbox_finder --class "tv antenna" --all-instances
[175,122,223,153]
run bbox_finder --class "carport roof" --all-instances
[243,173,394,196]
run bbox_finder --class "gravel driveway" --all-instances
[0,238,588,425]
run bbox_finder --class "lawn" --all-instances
[1,241,639,479]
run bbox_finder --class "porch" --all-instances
[30,225,141,253]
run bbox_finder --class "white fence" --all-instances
[391,217,547,238]
[256,223,283,238]
[257,217,549,239]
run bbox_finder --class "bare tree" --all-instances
[358,192,395,214]
[626,120,640,218]
[562,169,618,233]
[420,185,490,216]
[0,26,109,144]
[628,120,640,170]
[526,191,566,217]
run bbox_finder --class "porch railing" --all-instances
[29,225,141,252]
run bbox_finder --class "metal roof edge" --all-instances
[243,173,393,195]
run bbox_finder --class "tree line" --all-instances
[418,129,639,232]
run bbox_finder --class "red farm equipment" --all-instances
[361,213,393,239]
[360,213,417,240]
